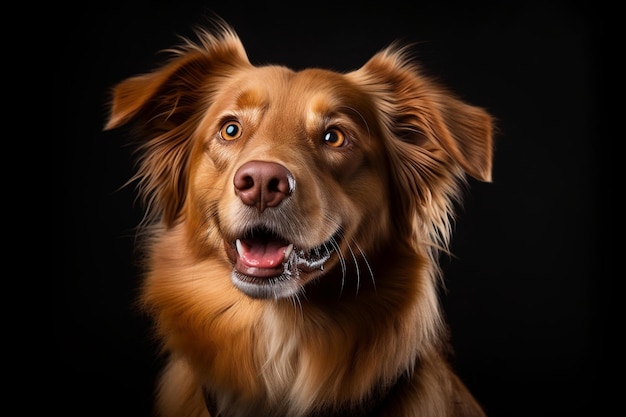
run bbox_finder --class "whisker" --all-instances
[328,236,346,296]
[351,238,376,292]
[323,213,376,296]
[290,292,304,320]
[322,213,348,293]
[345,239,361,295]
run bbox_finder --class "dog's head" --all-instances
[105,23,493,300]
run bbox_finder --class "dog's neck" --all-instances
[201,242,431,416]
[202,370,412,417]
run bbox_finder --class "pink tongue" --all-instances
[239,239,288,268]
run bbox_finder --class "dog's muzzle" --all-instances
[226,160,336,299]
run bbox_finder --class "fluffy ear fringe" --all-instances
[350,44,494,183]
[348,44,494,258]
[104,23,249,131]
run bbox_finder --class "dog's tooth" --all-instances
[236,239,244,256]
[283,244,294,261]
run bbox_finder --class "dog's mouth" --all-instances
[225,226,336,299]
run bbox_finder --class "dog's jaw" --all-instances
[224,230,337,299]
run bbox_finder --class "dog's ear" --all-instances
[105,28,250,130]
[103,27,250,225]
[350,44,494,183]
[104,51,206,130]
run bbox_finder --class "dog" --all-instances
[105,19,494,417]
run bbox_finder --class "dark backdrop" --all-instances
[55,2,608,416]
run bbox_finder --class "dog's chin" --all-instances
[224,229,337,300]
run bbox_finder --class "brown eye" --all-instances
[323,128,346,148]
[220,121,243,141]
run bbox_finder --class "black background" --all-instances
[55,2,608,416]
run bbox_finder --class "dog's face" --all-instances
[106,27,493,301]
[192,65,395,299]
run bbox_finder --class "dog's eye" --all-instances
[220,121,243,141]
[323,128,346,148]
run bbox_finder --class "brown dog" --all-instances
[105,19,493,417]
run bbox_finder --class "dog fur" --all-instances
[105,20,494,417]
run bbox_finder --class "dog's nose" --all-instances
[234,161,295,212]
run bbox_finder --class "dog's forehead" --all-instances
[211,65,376,136]
[228,65,367,111]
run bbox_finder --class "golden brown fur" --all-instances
[105,20,494,417]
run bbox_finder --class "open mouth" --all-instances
[226,226,336,299]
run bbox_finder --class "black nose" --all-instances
[233,161,295,212]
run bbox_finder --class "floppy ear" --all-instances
[103,27,251,225]
[348,44,494,247]
[349,44,494,183]
[105,27,250,131]
[425,91,494,182]
[104,51,210,131]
